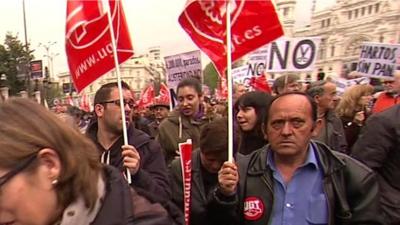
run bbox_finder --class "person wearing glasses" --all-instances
[0,98,173,225]
[372,70,400,113]
[86,81,171,206]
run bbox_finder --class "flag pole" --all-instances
[103,0,132,183]
[226,1,234,163]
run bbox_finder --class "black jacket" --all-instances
[93,166,173,225]
[352,105,400,224]
[169,150,227,225]
[87,122,171,204]
[212,142,383,225]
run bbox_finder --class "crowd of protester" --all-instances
[1,70,399,225]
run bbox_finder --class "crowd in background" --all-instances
[1,70,399,225]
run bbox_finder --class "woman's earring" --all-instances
[52,179,58,185]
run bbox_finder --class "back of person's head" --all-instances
[200,117,228,156]
[0,98,102,210]
[235,91,273,130]
[94,81,131,105]
[272,74,300,94]
[176,77,202,96]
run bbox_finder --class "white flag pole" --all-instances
[226,1,234,163]
[102,0,132,184]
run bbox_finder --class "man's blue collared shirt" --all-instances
[267,144,328,225]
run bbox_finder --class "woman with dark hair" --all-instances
[234,91,272,155]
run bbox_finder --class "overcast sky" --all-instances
[0,0,335,75]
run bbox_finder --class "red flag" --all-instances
[159,83,171,105]
[65,0,134,92]
[179,139,193,225]
[250,74,271,93]
[179,0,283,77]
[137,84,155,109]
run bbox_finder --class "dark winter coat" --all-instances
[352,105,400,224]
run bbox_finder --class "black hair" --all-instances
[93,81,131,105]
[176,77,202,95]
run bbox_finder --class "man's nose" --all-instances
[281,122,293,135]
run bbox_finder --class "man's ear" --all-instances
[311,119,322,137]
[94,104,104,118]
[314,95,321,104]
[262,122,268,140]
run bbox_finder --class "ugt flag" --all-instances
[179,0,283,77]
[65,0,134,92]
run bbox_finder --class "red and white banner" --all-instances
[65,0,134,92]
[179,139,193,225]
[136,84,155,109]
[179,0,283,77]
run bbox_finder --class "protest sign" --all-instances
[165,50,202,107]
[356,42,400,79]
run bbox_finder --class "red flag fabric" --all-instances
[250,74,271,93]
[159,83,171,105]
[179,139,193,225]
[65,0,134,92]
[179,0,283,77]
[136,84,155,109]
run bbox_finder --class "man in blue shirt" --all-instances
[213,92,383,225]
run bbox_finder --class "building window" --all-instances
[283,7,289,16]
[355,9,359,18]
[348,11,352,19]
[379,35,384,42]
[331,45,335,57]
[321,20,325,28]
[375,3,380,13]
[368,5,373,14]
[361,7,365,16]
[326,18,331,27]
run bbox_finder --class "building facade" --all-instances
[57,46,166,100]
[276,0,400,79]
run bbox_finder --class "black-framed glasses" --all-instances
[100,99,135,109]
[0,154,37,187]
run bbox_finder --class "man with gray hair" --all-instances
[272,74,302,95]
[307,80,348,153]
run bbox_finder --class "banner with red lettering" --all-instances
[179,0,283,77]
[65,0,134,92]
[179,139,193,225]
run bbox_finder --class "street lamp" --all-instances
[0,74,9,100]
[38,41,57,80]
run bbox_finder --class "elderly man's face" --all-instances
[266,94,318,159]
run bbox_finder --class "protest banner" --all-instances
[356,42,400,79]
[334,77,371,96]
[247,37,321,73]
[179,139,193,225]
[164,50,202,107]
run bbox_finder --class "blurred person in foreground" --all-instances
[335,84,374,152]
[0,98,172,225]
[214,92,383,225]
[352,104,400,225]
